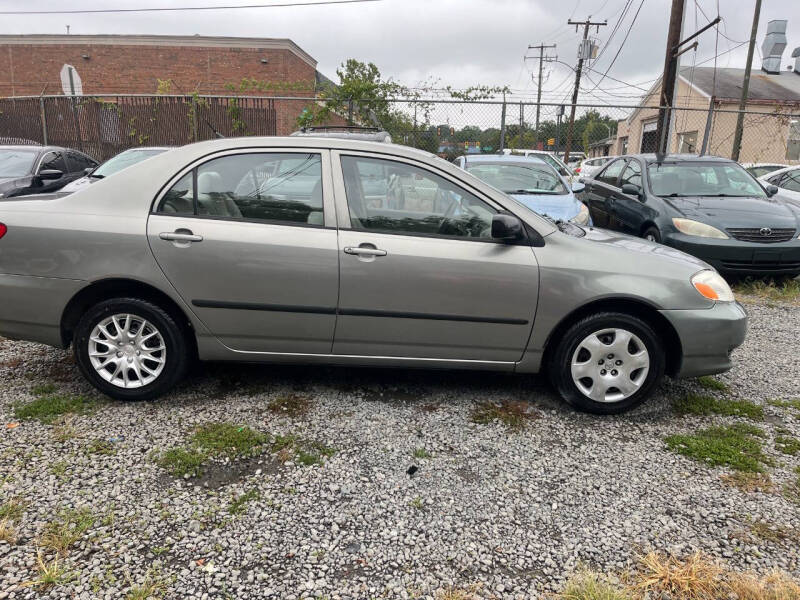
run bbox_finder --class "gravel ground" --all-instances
[1,300,799,599]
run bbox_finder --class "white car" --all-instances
[759,165,800,203]
[503,149,576,182]
[742,162,788,179]
[577,156,614,179]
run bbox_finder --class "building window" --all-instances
[640,121,658,153]
[787,118,800,161]
[678,131,698,153]
[619,136,628,155]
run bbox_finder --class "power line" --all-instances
[0,0,383,15]
[585,0,645,92]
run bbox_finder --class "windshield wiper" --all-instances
[504,189,561,195]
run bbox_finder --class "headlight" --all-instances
[691,270,734,302]
[672,218,728,239]
[570,203,590,225]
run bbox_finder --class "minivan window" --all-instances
[466,163,567,195]
[341,155,496,239]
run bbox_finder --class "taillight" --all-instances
[0,223,6,239]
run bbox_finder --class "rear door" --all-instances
[147,149,339,353]
[584,157,626,228]
[330,151,539,363]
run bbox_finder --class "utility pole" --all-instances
[563,17,606,164]
[731,0,762,162]
[526,43,557,143]
[655,1,720,155]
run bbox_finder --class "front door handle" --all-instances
[159,230,203,243]
[344,246,387,257]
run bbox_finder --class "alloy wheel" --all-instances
[88,313,166,388]
[570,328,650,403]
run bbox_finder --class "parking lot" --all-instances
[0,292,798,599]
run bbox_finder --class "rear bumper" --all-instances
[663,232,800,276]
[660,301,748,378]
[0,274,83,347]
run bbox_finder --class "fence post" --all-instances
[191,95,198,142]
[699,95,715,156]
[499,92,507,151]
[39,96,48,145]
[519,102,524,148]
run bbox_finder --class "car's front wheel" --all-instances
[73,297,189,401]
[643,226,662,243]
[549,312,665,414]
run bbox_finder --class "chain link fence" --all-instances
[1,94,798,165]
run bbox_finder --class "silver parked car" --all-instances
[0,137,746,414]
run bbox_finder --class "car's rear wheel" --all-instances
[643,226,661,243]
[549,312,665,414]
[73,297,189,401]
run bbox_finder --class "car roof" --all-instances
[0,145,46,152]
[624,153,733,165]
[460,154,547,164]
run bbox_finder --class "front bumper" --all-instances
[663,232,800,276]
[660,301,748,378]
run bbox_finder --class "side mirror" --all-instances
[571,182,586,194]
[621,183,643,198]
[766,184,779,197]
[83,167,94,175]
[491,213,523,241]
[38,169,63,180]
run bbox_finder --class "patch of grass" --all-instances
[125,569,167,600]
[673,393,763,420]
[267,393,312,418]
[228,488,260,515]
[412,447,432,459]
[0,497,28,523]
[665,424,770,472]
[720,472,776,493]
[156,447,207,478]
[0,517,16,543]
[271,435,335,467]
[633,551,725,599]
[190,422,268,459]
[49,460,69,478]
[696,376,729,392]
[733,277,800,305]
[51,417,79,442]
[24,551,74,590]
[750,521,797,544]
[31,383,57,396]
[469,400,535,431]
[768,398,800,411]
[558,570,631,599]
[41,507,95,555]
[409,496,424,510]
[270,433,299,453]
[775,434,800,456]
[727,570,800,599]
[14,393,99,424]
[434,586,481,600]
[86,439,116,456]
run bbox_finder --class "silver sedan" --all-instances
[0,137,746,414]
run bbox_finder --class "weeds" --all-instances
[86,439,116,456]
[409,496,424,510]
[733,277,800,305]
[0,497,28,522]
[125,568,168,600]
[720,472,776,493]
[228,489,260,515]
[673,393,763,420]
[696,376,729,392]
[156,447,207,478]
[0,517,16,543]
[558,570,631,599]
[768,398,800,412]
[775,434,800,456]
[14,392,99,424]
[24,551,74,590]
[470,400,535,431]
[633,551,725,599]
[267,393,312,418]
[412,447,432,459]
[749,521,797,544]
[40,507,95,555]
[665,424,770,472]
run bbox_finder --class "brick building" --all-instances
[0,34,324,97]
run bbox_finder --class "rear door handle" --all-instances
[344,246,387,257]
[159,231,203,243]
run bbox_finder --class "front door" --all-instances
[585,157,626,228]
[608,159,647,234]
[148,149,339,353]
[331,152,539,363]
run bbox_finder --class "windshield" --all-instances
[466,163,568,195]
[648,162,766,198]
[93,148,167,178]
[0,149,37,177]
[747,165,783,178]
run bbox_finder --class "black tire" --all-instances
[548,312,665,415]
[642,226,662,243]
[73,297,189,401]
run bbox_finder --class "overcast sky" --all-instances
[1,0,799,106]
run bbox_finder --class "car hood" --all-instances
[59,176,95,193]
[510,192,582,221]
[581,225,711,270]
[0,191,71,202]
[665,195,800,229]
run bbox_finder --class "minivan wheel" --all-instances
[549,312,665,414]
[73,297,189,401]
[643,226,661,243]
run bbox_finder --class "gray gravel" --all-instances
[1,299,799,599]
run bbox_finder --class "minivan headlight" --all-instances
[570,203,590,225]
[691,270,734,302]
[672,218,728,239]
